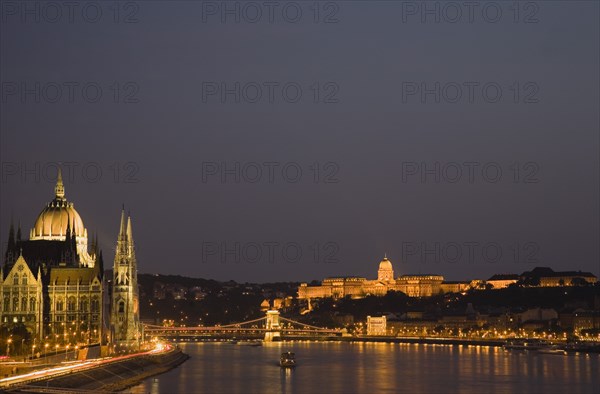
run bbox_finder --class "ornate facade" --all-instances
[298,256,446,299]
[0,169,140,350]
[47,267,103,344]
[0,255,43,339]
[1,171,105,344]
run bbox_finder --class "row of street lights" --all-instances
[4,335,86,361]
[4,337,26,357]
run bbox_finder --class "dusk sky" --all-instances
[1,1,598,283]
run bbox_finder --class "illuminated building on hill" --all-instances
[298,255,447,299]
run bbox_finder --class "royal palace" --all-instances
[298,255,471,299]
[297,256,598,300]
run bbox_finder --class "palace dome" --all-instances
[377,255,395,282]
[30,170,87,240]
[379,256,393,270]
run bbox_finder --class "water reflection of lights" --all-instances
[129,341,600,394]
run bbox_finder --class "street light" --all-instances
[6,338,12,357]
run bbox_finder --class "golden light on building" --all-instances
[298,255,449,300]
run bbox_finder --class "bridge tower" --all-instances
[264,310,281,341]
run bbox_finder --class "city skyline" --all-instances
[1,2,598,392]
[1,171,598,283]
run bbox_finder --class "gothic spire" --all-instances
[71,220,77,251]
[7,219,15,250]
[16,221,22,243]
[5,220,16,266]
[54,167,65,199]
[126,215,133,244]
[116,206,129,257]
[119,205,127,241]
[65,219,71,241]
[126,214,136,258]
[111,206,140,348]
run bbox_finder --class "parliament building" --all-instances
[0,170,140,349]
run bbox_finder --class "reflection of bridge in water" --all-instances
[144,310,343,341]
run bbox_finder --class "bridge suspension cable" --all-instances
[217,316,266,328]
[279,317,340,331]
[144,314,340,333]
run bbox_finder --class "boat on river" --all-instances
[564,341,600,353]
[504,339,548,351]
[504,339,527,350]
[280,352,296,368]
[537,345,566,355]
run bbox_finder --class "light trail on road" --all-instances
[0,342,171,389]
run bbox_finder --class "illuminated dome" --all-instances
[28,169,93,266]
[31,199,86,239]
[379,256,393,271]
[377,255,394,282]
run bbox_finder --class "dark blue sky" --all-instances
[1,1,598,282]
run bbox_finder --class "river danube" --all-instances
[129,341,599,393]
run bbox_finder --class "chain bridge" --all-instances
[143,310,343,341]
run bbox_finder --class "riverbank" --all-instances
[171,335,505,347]
[1,344,189,393]
[172,335,600,353]
[338,336,506,347]
[100,347,190,392]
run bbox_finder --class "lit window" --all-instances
[67,297,76,312]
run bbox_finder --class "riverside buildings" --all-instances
[0,170,140,350]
